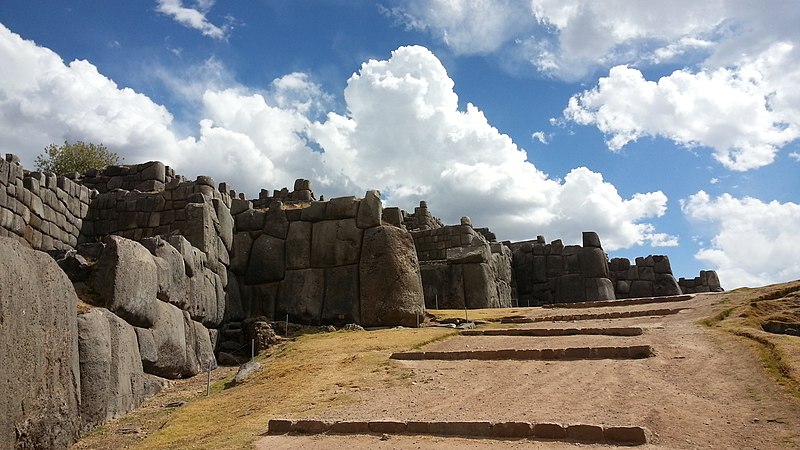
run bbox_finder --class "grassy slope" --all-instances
[700,280,800,398]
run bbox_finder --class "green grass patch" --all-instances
[733,329,800,399]
[700,307,735,327]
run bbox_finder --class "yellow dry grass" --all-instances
[133,326,455,450]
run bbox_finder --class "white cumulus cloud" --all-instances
[383,0,532,55]
[531,131,549,144]
[563,50,799,171]
[0,23,180,166]
[681,191,800,288]
[155,0,230,40]
[391,0,800,172]
[309,46,672,248]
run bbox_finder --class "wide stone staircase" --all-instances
[265,293,701,446]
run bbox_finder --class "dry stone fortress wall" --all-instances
[228,190,424,328]
[508,232,615,306]
[1,153,723,449]
[0,154,91,250]
[679,270,723,293]
[412,220,513,310]
[608,255,682,298]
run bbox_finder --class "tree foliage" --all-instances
[34,140,121,175]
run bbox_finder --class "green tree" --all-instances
[34,140,121,175]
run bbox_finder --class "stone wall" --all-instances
[77,164,235,329]
[228,190,424,328]
[508,232,615,305]
[609,255,681,298]
[81,161,178,193]
[412,217,513,309]
[401,200,444,231]
[250,178,315,208]
[679,270,723,293]
[0,154,93,251]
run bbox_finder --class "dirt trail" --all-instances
[258,294,800,449]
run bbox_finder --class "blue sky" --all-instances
[1,0,799,289]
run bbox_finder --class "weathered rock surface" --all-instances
[92,235,159,328]
[421,264,465,309]
[77,308,146,431]
[245,234,285,284]
[285,221,312,269]
[138,301,187,378]
[233,361,262,385]
[356,190,382,229]
[133,301,214,379]
[360,226,424,327]
[0,237,81,450]
[141,236,189,308]
[322,264,361,324]
[276,268,325,324]
[311,218,362,268]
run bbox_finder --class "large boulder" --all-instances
[263,202,289,239]
[585,277,616,301]
[276,269,325,324]
[555,273,585,303]
[77,308,146,431]
[212,197,234,251]
[463,263,500,308]
[579,247,609,279]
[223,270,246,322]
[285,221,312,269]
[92,235,159,328]
[311,219,363,267]
[322,264,360,324]
[654,273,682,296]
[359,226,424,327]
[138,301,188,379]
[182,311,217,376]
[356,190,382,229]
[141,236,189,309]
[421,263,465,309]
[245,234,285,284]
[445,243,490,264]
[188,268,225,327]
[137,301,216,379]
[229,232,253,275]
[243,282,279,318]
[0,237,81,449]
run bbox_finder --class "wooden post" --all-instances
[206,364,211,396]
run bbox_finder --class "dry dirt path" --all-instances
[258,294,800,449]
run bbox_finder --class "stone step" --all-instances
[267,419,649,445]
[390,345,654,361]
[460,327,643,337]
[543,294,694,309]
[502,307,687,323]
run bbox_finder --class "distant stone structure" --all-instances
[608,255,681,298]
[678,270,723,293]
[409,212,513,309]
[508,232,615,306]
